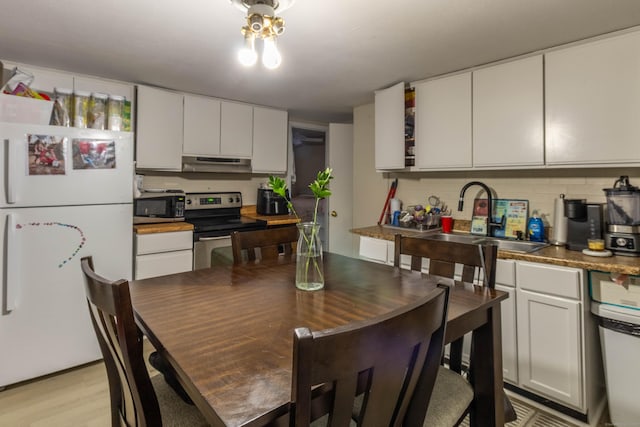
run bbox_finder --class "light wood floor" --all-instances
[0,340,610,427]
[0,340,158,427]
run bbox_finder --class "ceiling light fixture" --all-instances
[230,0,295,69]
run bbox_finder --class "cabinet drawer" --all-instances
[517,261,582,299]
[135,250,193,280]
[135,231,193,255]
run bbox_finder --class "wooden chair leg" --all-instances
[448,338,464,374]
[503,391,517,423]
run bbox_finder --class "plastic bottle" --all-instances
[51,87,72,126]
[88,92,108,130]
[107,95,124,131]
[527,211,544,242]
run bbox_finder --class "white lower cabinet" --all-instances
[134,230,193,280]
[358,236,390,264]
[514,261,604,420]
[517,288,582,407]
[357,236,420,270]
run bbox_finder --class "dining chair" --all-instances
[393,234,517,425]
[80,256,208,427]
[231,226,298,263]
[291,285,450,427]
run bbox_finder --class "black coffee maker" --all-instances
[564,199,604,251]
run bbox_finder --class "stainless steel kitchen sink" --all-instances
[482,239,549,253]
[422,232,549,253]
[421,232,485,244]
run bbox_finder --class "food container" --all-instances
[50,87,72,126]
[88,92,108,130]
[588,239,606,251]
[73,90,90,128]
[603,176,640,225]
[0,93,53,125]
[107,95,124,131]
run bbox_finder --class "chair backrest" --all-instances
[291,285,450,427]
[81,256,162,427]
[393,234,498,288]
[231,226,298,264]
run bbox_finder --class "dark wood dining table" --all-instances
[129,252,507,427]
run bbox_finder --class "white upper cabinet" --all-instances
[374,82,405,170]
[135,85,183,171]
[414,72,472,169]
[473,55,544,167]
[252,106,288,173]
[545,31,640,166]
[220,101,253,158]
[183,93,221,157]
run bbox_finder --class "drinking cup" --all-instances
[441,215,453,233]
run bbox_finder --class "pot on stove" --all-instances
[257,187,289,215]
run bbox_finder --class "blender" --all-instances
[604,176,640,256]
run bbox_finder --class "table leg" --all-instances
[469,304,505,427]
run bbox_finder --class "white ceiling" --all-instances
[2,0,640,123]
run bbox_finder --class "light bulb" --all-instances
[238,32,257,66]
[248,13,263,33]
[272,17,285,35]
[262,36,282,69]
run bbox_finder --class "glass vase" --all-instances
[296,222,324,291]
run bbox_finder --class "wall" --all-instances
[353,103,386,228]
[354,102,640,228]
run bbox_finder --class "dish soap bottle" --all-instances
[527,211,544,242]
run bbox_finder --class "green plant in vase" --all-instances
[269,168,333,290]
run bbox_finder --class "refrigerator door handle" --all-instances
[3,213,20,314]
[5,138,17,204]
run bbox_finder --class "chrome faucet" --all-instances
[458,181,504,237]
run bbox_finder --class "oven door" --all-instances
[193,235,233,270]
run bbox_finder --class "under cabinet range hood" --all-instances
[182,156,252,173]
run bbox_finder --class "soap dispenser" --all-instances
[527,211,544,242]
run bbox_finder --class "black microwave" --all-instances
[134,193,185,219]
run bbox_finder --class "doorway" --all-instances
[289,123,328,248]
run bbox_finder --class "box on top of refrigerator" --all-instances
[590,271,640,310]
[0,93,53,125]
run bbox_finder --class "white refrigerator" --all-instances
[0,122,134,388]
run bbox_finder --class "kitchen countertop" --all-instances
[352,225,640,276]
[241,205,300,226]
[133,222,194,234]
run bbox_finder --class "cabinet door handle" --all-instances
[331,210,337,217]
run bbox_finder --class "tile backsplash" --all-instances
[386,169,640,227]
[138,172,270,205]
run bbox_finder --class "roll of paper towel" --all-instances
[390,198,401,213]
[551,194,568,245]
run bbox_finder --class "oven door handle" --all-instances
[197,236,232,242]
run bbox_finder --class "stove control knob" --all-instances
[186,199,192,204]
[228,197,234,203]
[236,196,241,203]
